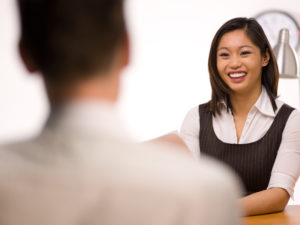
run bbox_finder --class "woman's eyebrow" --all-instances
[217,47,229,51]
[217,45,255,51]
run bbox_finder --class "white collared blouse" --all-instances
[179,86,300,197]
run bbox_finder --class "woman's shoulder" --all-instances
[275,98,297,110]
[181,103,206,129]
[184,105,200,120]
[199,101,210,107]
[287,106,300,121]
[276,99,300,122]
[275,98,293,112]
[198,101,211,112]
[185,101,211,117]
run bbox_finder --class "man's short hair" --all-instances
[17,0,126,84]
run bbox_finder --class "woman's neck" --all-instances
[230,86,262,118]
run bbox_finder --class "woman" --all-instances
[180,17,300,216]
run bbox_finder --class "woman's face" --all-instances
[216,29,269,96]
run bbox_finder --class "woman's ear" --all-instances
[262,50,270,67]
[19,40,38,73]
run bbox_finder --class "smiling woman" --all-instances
[215,29,270,141]
[216,29,269,103]
[179,17,300,216]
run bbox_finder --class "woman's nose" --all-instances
[229,56,242,68]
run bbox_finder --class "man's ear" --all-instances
[19,40,38,73]
[121,32,130,68]
[262,50,270,67]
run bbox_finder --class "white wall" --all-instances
[1,0,300,203]
[0,0,48,143]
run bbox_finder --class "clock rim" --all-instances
[255,9,300,50]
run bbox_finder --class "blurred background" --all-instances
[0,0,300,203]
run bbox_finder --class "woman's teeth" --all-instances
[229,73,246,78]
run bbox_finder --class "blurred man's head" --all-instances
[17,0,129,104]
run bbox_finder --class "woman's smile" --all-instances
[228,71,247,82]
[216,29,267,95]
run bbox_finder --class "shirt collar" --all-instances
[45,100,130,140]
[253,86,276,117]
[218,86,276,117]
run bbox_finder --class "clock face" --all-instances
[256,10,300,50]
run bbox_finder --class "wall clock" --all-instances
[256,10,300,50]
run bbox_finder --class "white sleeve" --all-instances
[179,106,201,159]
[268,110,300,198]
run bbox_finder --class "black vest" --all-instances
[199,102,294,195]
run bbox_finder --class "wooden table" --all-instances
[243,205,300,225]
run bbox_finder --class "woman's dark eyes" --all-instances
[219,53,229,57]
[218,51,251,57]
[241,51,251,55]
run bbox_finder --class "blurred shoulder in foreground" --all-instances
[0,0,243,224]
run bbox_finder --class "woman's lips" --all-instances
[228,72,247,82]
